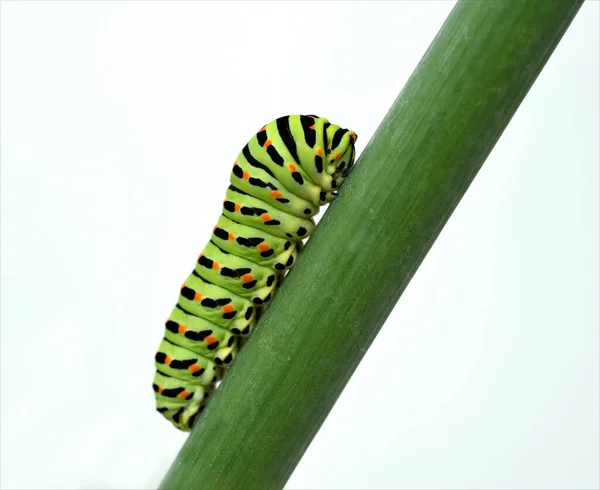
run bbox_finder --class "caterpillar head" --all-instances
[324,124,358,200]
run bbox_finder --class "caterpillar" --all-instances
[153,115,358,431]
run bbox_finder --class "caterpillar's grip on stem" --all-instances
[153,115,358,431]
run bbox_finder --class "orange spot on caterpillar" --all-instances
[260,214,272,221]
[212,262,220,270]
[165,355,172,365]
[228,233,235,240]
[179,390,191,399]
[181,283,186,290]
[222,304,234,313]
[158,386,164,394]
[233,161,238,166]
[263,139,273,148]
[317,149,323,156]
[257,243,270,252]
[205,335,217,345]
[288,163,297,171]
[234,204,241,212]
[194,293,202,301]
[241,274,254,283]
[351,133,357,141]
[259,126,266,132]
[270,191,283,198]
[309,125,315,130]
[178,325,187,334]
[335,152,342,160]
[243,171,250,180]
[189,364,201,373]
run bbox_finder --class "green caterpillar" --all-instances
[153,115,358,431]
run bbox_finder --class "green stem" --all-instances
[160,1,584,488]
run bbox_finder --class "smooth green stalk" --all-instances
[160,1,583,488]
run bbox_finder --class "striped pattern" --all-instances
[154,115,357,431]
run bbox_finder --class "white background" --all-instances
[1,1,598,489]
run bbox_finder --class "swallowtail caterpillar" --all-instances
[153,115,357,431]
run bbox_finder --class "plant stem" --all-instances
[160,1,584,488]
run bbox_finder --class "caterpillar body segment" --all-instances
[222,186,315,239]
[153,115,357,431]
[196,242,278,302]
[212,215,298,270]
[178,273,256,333]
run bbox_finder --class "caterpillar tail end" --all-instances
[154,382,210,431]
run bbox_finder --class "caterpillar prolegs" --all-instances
[153,115,357,431]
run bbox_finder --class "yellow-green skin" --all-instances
[153,115,357,431]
